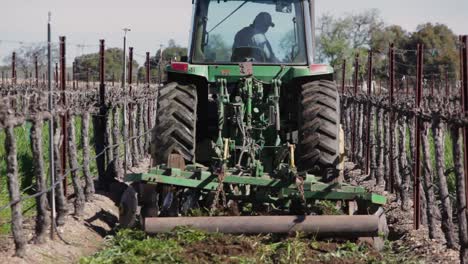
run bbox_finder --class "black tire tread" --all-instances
[152,82,197,164]
[298,80,340,181]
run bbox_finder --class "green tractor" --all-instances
[119,0,388,247]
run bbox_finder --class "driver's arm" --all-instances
[252,34,278,62]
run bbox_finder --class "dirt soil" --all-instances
[346,161,460,264]
[0,158,152,264]
[0,192,118,264]
[0,158,461,263]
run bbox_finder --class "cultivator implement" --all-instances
[124,164,386,211]
[120,157,387,248]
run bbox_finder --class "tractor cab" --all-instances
[189,0,314,65]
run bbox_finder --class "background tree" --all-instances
[138,39,188,83]
[74,48,139,82]
[371,25,410,79]
[316,9,384,81]
[2,44,58,79]
[205,34,230,62]
[315,10,460,86]
[403,23,459,79]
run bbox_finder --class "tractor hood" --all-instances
[167,62,334,83]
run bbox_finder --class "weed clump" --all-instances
[81,228,421,264]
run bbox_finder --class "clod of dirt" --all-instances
[184,236,255,263]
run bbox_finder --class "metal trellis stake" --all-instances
[47,12,56,240]
[462,35,468,208]
[341,59,346,94]
[351,53,359,162]
[35,55,39,88]
[99,40,106,106]
[146,52,152,129]
[389,43,395,193]
[12,52,16,84]
[72,62,75,89]
[122,28,130,177]
[60,36,68,196]
[365,50,373,175]
[146,52,150,87]
[414,43,424,230]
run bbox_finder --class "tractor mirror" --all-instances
[276,1,292,13]
[203,32,210,47]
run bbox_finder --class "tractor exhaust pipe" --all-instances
[144,215,380,238]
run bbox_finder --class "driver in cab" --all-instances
[232,12,278,62]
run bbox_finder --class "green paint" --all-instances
[125,168,386,206]
[167,64,334,83]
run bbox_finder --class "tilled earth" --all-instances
[0,159,458,263]
[80,227,413,264]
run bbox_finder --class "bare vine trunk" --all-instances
[345,100,352,155]
[5,124,26,257]
[67,115,85,217]
[384,109,391,191]
[369,105,377,180]
[398,115,410,210]
[420,181,428,225]
[53,116,68,226]
[31,118,50,243]
[143,101,150,153]
[421,121,439,239]
[137,102,144,157]
[124,103,133,168]
[112,107,122,179]
[392,115,402,197]
[82,112,95,201]
[376,107,385,185]
[106,110,114,164]
[357,102,364,166]
[451,126,468,262]
[432,119,456,248]
[130,104,139,165]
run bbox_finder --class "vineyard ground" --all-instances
[0,157,150,264]
[0,118,101,235]
[0,162,461,263]
[0,191,118,264]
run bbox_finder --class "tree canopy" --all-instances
[1,43,58,79]
[316,10,461,81]
[137,39,188,83]
[73,47,139,82]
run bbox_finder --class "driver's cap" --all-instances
[254,12,275,28]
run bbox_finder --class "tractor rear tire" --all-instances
[151,82,197,165]
[297,80,341,182]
